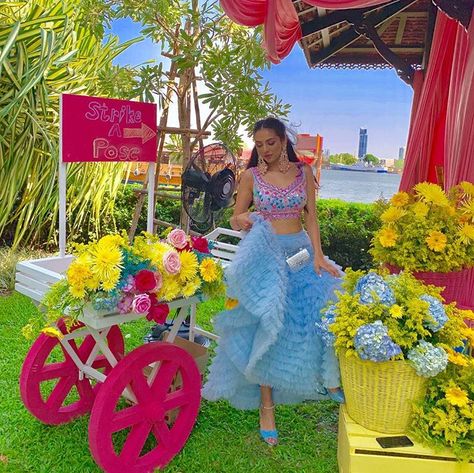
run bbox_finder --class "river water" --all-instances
[318,169,401,203]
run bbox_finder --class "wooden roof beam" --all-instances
[301,1,395,38]
[352,16,415,85]
[309,0,418,67]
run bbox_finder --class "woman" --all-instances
[202,117,344,446]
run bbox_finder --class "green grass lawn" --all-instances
[0,292,339,473]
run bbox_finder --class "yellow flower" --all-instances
[41,327,64,339]
[67,260,92,286]
[101,268,121,291]
[426,230,447,252]
[90,243,122,286]
[200,258,218,282]
[22,323,35,340]
[460,199,474,218]
[414,182,450,206]
[390,191,409,207]
[69,285,86,299]
[179,251,199,282]
[225,298,239,310]
[182,277,202,298]
[381,207,406,223]
[459,223,474,244]
[445,387,470,407]
[98,234,126,248]
[446,348,469,366]
[389,304,403,319]
[460,181,474,196]
[411,201,429,219]
[378,227,398,248]
[159,276,182,301]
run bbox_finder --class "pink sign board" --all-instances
[61,94,157,162]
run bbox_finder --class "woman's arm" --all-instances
[229,169,254,231]
[302,165,340,277]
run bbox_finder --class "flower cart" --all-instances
[16,227,241,473]
[15,93,243,473]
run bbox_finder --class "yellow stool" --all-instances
[338,405,474,473]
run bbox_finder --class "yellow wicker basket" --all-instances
[339,351,428,434]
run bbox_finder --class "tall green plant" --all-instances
[0,1,138,248]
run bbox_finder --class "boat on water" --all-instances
[329,160,388,173]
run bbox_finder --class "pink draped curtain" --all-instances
[219,0,388,63]
[399,12,459,190]
[400,11,474,190]
[444,13,474,189]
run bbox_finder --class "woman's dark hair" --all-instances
[246,117,299,169]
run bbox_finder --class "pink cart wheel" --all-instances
[20,319,124,425]
[89,342,201,473]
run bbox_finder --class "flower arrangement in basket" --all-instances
[411,344,474,461]
[321,269,470,433]
[22,229,225,339]
[370,181,474,272]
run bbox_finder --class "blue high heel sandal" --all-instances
[326,387,345,404]
[260,405,278,446]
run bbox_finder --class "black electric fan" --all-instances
[181,142,237,233]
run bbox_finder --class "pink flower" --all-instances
[117,295,133,314]
[192,236,210,253]
[135,269,157,292]
[163,250,181,275]
[167,228,188,250]
[155,271,163,291]
[146,303,170,324]
[132,294,151,314]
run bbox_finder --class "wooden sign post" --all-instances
[60,94,158,255]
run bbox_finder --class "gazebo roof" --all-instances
[295,0,433,70]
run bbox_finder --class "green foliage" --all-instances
[364,153,380,165]
[329,153,357,165]
[0,0,139,248]
[411,361,474,461]
[0,247,49,294]
[317,199,382,270]
[114,0,291,152]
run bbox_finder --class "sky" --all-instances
[109,17,414,160]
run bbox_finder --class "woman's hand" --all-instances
[233,212,253,231]
[314,253,341,278]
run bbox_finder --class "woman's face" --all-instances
[254,128,284,166]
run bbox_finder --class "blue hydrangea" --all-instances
[316,305,337,347]
[117,249,151,289]
[91,291,121,311]
[407,340,448,377]
[354,273,396,306]
[354,320,402,362]
[420,294,448,332]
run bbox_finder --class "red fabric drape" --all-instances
[399,13,459,191]
[444,12,474,189]
[219,0,387,63]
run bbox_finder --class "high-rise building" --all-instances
[399,146,405,160]
[358,128,368,159]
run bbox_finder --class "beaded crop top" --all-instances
[251,163,307,221]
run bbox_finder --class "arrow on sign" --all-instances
[123,123,156,144]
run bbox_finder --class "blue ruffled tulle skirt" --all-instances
[202,217,342,410]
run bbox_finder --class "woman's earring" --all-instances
[258,155,268,174]
[279,146,290,173]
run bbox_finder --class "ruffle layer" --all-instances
[202,216,342,409]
